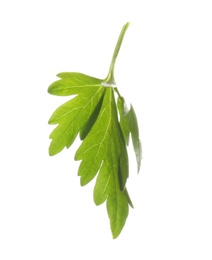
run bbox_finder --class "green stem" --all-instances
[102,22,130,87]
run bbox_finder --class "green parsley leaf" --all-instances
[48,73,104,155]
[118,96,142,172]
[48,22,141,238]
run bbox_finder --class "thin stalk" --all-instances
[102,22,130,87]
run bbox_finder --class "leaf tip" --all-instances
[48,144,59,156]
[47,85,52,94]
[48,149,55,156]
[111,226,124,239]
[112,233,119,239]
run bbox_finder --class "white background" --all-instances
[0,0,212,259]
